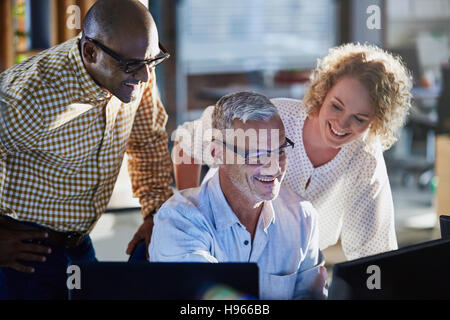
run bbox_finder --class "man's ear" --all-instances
[82,40,98,64]
[210,143,224,165]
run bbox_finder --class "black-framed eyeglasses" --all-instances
[213,137,295,165]
[84,36,170,74]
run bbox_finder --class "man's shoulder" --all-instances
[271,187,318,249]
[161,187,201,208]
[345,136,387,184]
[270,98,306,117]
[157,186,210,222]
[0,38,78,108]
[274,187,317,223]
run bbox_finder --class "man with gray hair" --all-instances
[150,92,328,300]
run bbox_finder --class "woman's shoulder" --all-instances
[345,137,387,183]
[270,98,307,137]
[270,97,307,117]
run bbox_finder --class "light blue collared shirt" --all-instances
[149,172,327,300]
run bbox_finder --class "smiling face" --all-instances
[216,115,287,202]
[92,29,159,103]
[316,76,374,149]
[82,19,160,103]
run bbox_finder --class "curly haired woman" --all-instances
[172,43,413,260]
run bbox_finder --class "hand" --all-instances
[312,265,329,300]
[126,215,154,260]
[0,225,52,273]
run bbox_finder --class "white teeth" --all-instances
[256,177,275,182]
[330,124,348,136]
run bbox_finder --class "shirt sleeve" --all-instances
[172,105,216,167]
[293,202,328,300]
[341,149,398,260]
[148,201,217,263]
[0,95,43,160]
[126,70,173,218]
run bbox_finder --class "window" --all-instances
[177,0,338,74]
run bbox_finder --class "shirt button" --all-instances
[244,240,249,246]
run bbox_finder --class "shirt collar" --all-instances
[68,34,111,101]
[207,172,241,230]
[206,171,276,232]
[260,200,276,233]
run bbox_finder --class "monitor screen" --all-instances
[440,215,450,239]
[68,262,259,300]
[329,238,450,300]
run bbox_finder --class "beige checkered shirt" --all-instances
[0,36,173,233]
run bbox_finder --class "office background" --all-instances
[1,0,449,280]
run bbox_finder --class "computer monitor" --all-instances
[68,262,259,300]
[328,238,450,299]
[437,64,450,134]
[440,215,450,239]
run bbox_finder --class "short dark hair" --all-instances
[82,0,154,43]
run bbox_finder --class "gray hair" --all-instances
[212,92,278,130]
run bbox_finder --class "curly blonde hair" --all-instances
[303,43,413,150]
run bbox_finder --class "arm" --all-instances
[0,99,51,273]
[125,71,173,256]
[149,204,217,263]
[293,203,328,300]
[341,153,398,260]
[0,97,43,159]
[172,105,215,190]
[126,72,173,218]
[173,141,201,190]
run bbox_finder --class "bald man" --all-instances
[0,0,172,299]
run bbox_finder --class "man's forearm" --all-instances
[127,131,173,218]
[173,141,201,191]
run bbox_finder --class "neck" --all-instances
[304,116,327,150]
[303,116,340,167]
[218,170,263,238]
